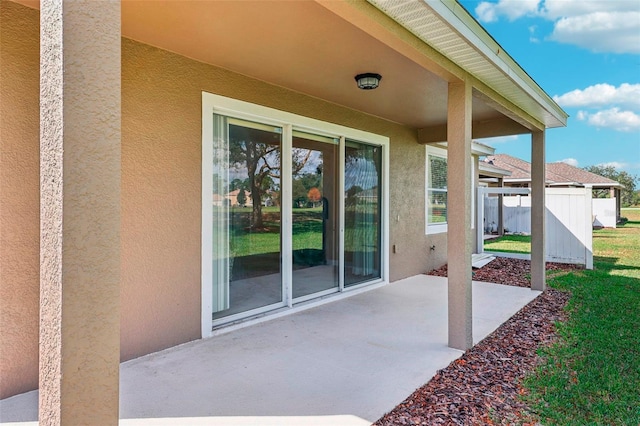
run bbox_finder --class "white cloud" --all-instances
[597,161,629,170]
[476,0,540,23]
[542,0,639,20]
[550,11,640,54]
[554,83,640,109]
[559,158,579,167]
[577,108,640,132]
[528,25,540,43]
[473,0,640,54]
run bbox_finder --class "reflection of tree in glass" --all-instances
[307,187,322,207]
[230,129,311,229]
[212,173,225,195]
[346,185,364,206]
[237,188,247,207]
[230,178,247,192]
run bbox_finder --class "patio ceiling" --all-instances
[119,0,500,130]
[12,0,565,138]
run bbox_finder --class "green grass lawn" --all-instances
[523,207,640,425]
[484,234,531,254]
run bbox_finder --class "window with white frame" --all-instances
[425,145,478,234]
[426,146,448,234]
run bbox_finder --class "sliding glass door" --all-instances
[344,140,382,286]
[203,93,388,328]
[291,131,339,300]
[211,115,284,320]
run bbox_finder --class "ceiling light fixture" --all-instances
[355,73,382,90]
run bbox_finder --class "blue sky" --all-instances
[457,0,640,177]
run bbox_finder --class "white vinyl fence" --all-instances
[592,198,617,228]
[478,187,593,268]
[484,195,532,234]
[485,195,617,232]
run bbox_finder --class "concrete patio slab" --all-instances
[0,275,540,425]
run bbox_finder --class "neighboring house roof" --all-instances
[478,161,512,178]
[484,154,623,188]
[485,154,535,180]
[546,162,622,188]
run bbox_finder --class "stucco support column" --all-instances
[447,79,473,350]
[531,131,546,291]
[497,178,504,236]
[39,1,121,424]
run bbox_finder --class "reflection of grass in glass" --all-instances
[292,209,322,251]
[231,229,279,257]
[228,208,325,257]
[428,214,446,224]
[224,204,381,256]
[344,230,378,253]
[427,205,446,224]
[344,203,378,252]
[229,209,279,257]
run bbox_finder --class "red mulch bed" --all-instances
[374,257,578,426]
[428,256,582,288]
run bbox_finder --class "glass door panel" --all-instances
[291,131,339,299]
[344,140,382,287]
[212,115,283,320]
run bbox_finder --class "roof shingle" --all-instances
[484,154,622,188]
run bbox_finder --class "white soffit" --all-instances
[368,0,568,129]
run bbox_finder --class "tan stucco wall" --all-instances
[120,38,442,360]
[0,1,40,399]
[1,2,446,397]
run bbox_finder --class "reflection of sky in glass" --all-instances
[298,150,322,175]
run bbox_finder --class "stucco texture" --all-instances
[38,0,122,423]
[1,1,446,398]
[0,1,40,399]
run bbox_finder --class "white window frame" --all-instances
[201,92,390,337]
[425,145,449,234]
[425,145,478,235]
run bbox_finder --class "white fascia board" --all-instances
[503,178,532,183]
[424,0,568,127]
[479,162,511,177]
[434,141,495,157]
[548,181,582,187]
[471,141,495,157]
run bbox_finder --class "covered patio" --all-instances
[0,274,540,425]
[1,0,568,423]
